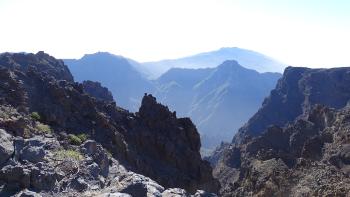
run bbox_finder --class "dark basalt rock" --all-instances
[126,94,220,193]
[0,51,73,82]
[234,66,350,144]
[0,129,14,166]
[0,52,219,196]
[213,66,350,196]
[215,105,350,196]
[82,80,114,102]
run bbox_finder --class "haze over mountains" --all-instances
[143,47,286,79]
[64,48,283,149]
[65,52,155,112]
[155,61,281,148]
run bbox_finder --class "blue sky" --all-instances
[0,0,349,68]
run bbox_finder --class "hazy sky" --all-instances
[0,0,349,67]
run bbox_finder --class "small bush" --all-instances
[68,133,88,145]
[30,112,41,121]
[36,122,51,134]
[54,149,83,161]
[68,134,82,145]
[77,133,88,142]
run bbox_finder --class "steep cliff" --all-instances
[215,105,350,196]
[234,66,350,144]
[213,67,350,196]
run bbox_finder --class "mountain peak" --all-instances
[217,60,244,70]
[81,52,126,62]
[142,47,286,78]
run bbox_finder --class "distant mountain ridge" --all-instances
[142,47,286,78]
[155,60,281,148]
[64,50,282,149]
[64,52,154,111]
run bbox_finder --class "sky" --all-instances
[0,0,349,68]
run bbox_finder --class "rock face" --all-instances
[82,80,114,102]
[234,66,350,143]
[212,67,350,196]
[128,94,219,193]
[0,52,219,196]
[0,129,14,166]
[215,105,350,196]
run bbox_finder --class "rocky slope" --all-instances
[234,66,350,144]
[215,105,350,196]
[212,67,350,196]
[0,52,219,196]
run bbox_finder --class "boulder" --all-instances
[30,166,62,191]
[115,172,164,197]
[0,129,14,166]
[15,137,46,163]
[162,188,189,197]
[81,140,109,177]
[16,189,42,197]
[0,164,30,190]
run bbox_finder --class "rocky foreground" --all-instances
[211,67,350,196]
[0,52,219,196]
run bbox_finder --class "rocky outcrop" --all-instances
[82,80,114,102]
[0,129,14,166]
[212,66,350,196]
[215,105,350,196]
[0,52,219,196]
[234,67,350,144]
[126,94,220,193]
[0,51,73,82]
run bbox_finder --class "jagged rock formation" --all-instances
[215,105,350,196]
[212,67,350,196]
[82,80,114,102]
[0,52,219,196]
[234,66,350,143]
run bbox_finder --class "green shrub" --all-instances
[54,149,83,161]
[68,133,88,145]
[30,112,41,121]
[68,134,82,145]
[36,122,51,134]
[77,133,88,142]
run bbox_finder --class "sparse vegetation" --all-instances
[68,134,82,145]
[68,133,88,145]
[54,149,83,161]
[77,133,88,142]
[36,122,52,134]
[30,112,41,121]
